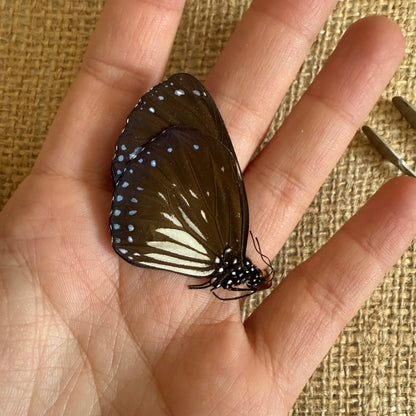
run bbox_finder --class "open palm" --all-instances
[2,0,416,414]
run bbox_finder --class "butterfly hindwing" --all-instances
[110,125,249,278]
[111,73,234,184]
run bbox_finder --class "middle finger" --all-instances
[205,0,339,167]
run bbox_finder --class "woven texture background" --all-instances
[1,0,416,414]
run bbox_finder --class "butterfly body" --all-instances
[110,73,273,299]
[206,257,264,290]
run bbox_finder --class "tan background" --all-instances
[1,0,416,414]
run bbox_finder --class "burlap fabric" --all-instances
[1,0,416,414]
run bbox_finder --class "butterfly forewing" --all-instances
[110,126,249,278]
[112,73,234,184]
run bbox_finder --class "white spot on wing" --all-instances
[201,210,207,222]
[189,189,198,199]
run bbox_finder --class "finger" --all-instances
[34,0,186,187]
[245,176,416,410]
[244,16,405,258]
[205,0,338,167]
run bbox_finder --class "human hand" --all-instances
[1,0,416,414]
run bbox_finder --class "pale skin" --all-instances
[1,0,416,414]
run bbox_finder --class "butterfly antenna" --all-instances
[249,231,275,280]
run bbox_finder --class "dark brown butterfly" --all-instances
[110,73,273,300]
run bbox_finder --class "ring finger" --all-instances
[244,16,405,258]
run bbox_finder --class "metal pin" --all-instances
[362,126,416,177]
[362,96,416,178]
[392,96,416,130]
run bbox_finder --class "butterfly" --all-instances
[110,73,274,300]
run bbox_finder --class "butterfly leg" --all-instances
[211,287,256,301]
[188,280,212,290]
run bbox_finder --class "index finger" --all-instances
[34,0,186,188]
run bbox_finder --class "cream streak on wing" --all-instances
[138,261,213,277]
[158,192,167,202]
[147,241,210,261]
[161,212,182,227]
[178,207,206,240]
[155,228,208,254]
[144,253,210,268]
[181,194,190,207]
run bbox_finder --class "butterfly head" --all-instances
[240,260,274,292]
[254,268,274,291]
